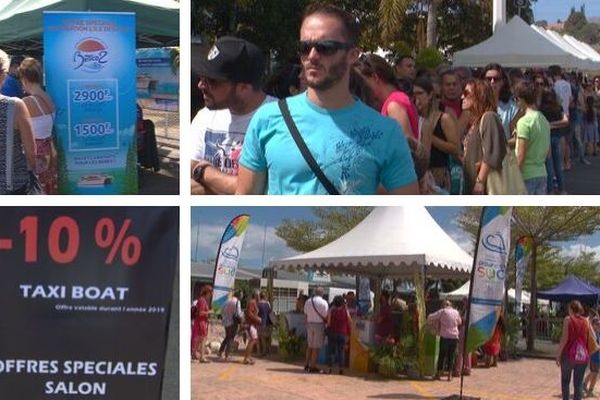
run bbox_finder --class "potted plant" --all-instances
[397,334,420,379]
[372,336,401,378]
[276,322,305,361]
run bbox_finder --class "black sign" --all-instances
[0,207,178,399]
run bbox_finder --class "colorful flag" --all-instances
[466,206,513,352]
[515,236,533,313]
[212,215,251,308]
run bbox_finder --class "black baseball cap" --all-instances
[195,36,265,84]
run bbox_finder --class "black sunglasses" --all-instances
[298,40,353,56]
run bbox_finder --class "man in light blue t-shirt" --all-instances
[236,4,418,195]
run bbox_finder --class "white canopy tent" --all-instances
[440,281,550,306]
[563,35,600,63]
[530,25,599,70]
[270,207,473,280]
[453,16,580,68]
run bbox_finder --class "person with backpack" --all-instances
[557,300,596,400]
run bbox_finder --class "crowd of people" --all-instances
[0,51,57,195]
[191,3,600,195]
[191,286,275,366]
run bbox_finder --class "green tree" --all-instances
[275,207,372,252]
[564,6,588,37]
[437,0,492,56]
[458,207,600,351]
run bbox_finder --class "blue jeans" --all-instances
[561,354,587,400]
[327,333,347,368]
[524,176,547,195]
[546,133,565,192]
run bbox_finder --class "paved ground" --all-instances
[192,355,570,400]
[563,153,600,194]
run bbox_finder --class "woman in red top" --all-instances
[557,300,594,400]
[192,285,212,363]
[326,295,352,374]
[354,54,430,182]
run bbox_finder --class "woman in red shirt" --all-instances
[326,295,352,374]
[557,300,595,400]
[192,285,212,363]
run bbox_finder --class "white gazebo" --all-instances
[270,207,473,280]
[453,16,581,68]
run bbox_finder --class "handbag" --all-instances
[5,97,43,195]
[232,300,242,325]
[278,99,340,195]
[479,114,527,195]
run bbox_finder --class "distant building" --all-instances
[547,22,565,32]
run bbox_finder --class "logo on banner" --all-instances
[73,38,108,72]
[482,233,507,255]
[221,247,239,261]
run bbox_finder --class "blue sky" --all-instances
[533,0,600,22]
[191,207,600,270]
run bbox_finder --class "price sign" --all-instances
[0,207,178,399]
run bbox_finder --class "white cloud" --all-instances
[559,244,600,261]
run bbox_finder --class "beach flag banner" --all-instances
[466,206,513,352]
[211,215,251,308]
[515,236,533,313]
[44,12,137,194]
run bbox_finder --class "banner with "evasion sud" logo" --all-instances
[44,12,137,194]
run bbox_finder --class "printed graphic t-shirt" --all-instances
[190,96,275,175]
[239,93,417,195]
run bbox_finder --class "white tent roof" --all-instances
[530,25,598,70]
[270,207,473,279]
[453,16,579,68]
[440,281,549,305]
[563,35,600,63]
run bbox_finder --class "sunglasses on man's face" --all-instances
[485,75,502,83]
[298,40,353,56]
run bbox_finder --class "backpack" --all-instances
[567,318,590,365]
[191,304,198,320]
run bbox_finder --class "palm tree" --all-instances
[378,0,440,52]
[425,0,440,48]
[378,0,412,45]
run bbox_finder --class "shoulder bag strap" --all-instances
[278,99,340,195]
[311,297,327,323]
[5,98,15,192]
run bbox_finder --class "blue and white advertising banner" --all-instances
[44,12,137,194]
[466,207,513,352]
[136,47,179,112]
[515,236,533,313]
[212,215,250,309]
[357,276,371,316]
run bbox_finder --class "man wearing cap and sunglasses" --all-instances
[191,36,275,194]
[236,4,418,195]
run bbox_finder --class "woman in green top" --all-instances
[513,81,551,195]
